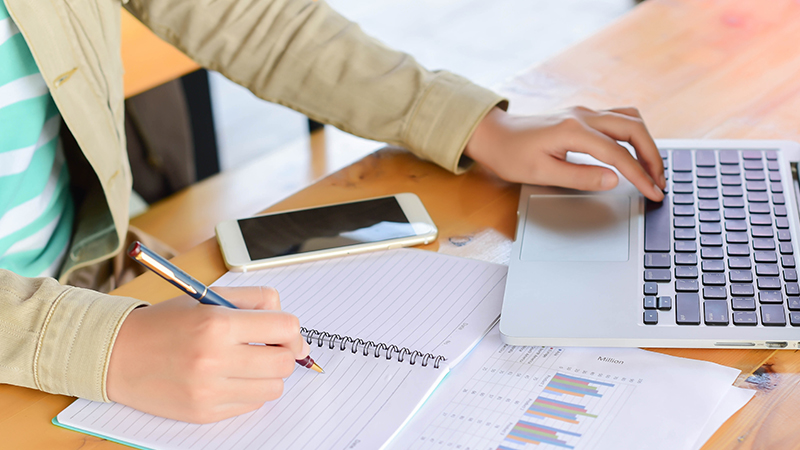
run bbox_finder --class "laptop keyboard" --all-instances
[642,149,800,327]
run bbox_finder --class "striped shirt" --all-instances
[0,3,74,278]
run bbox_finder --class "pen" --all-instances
[127,241,324,374]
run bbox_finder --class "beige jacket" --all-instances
[0,0,504,402]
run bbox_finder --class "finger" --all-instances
[533,158,620,192]
[560,126,664,201]
[212,286,281,311]
[597,108,665,188]
[227,310,307,357]
[225,345,298,379]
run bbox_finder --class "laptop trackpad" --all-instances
[521,195,630,262]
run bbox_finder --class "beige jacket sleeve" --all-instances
[124,0,507,173]
[0,270,146,401]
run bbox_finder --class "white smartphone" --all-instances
[215,193,438,271]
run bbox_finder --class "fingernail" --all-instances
[600,173,616,189]
[660,173,666,187]
[653,183,664,199]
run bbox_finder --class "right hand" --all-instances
[106,286,310,423]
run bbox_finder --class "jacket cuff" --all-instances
[404,72,508,174]
[35,287,146,402]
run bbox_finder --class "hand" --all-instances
[464,106,666,201]
[107,286,310,423]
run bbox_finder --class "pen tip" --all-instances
[311,363,325,374]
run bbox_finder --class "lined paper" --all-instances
[57,249,507,450]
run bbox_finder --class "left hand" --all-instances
[463,106,666,201]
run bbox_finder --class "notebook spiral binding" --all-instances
[301,327,447,369]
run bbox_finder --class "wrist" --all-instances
[464,107,510,166]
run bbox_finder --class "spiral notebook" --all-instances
[54,249,507,449]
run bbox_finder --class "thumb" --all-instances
[210,286,282,311]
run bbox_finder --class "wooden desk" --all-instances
[2,0,800,447]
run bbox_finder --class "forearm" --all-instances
[124,0,505,172]
[0,270,146,401]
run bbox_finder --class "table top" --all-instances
[3,0,800,448]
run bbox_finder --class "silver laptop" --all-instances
[500,139,800,349]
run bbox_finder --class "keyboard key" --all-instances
[782,255,796,267]
[786,283,800,296]
[702,273,726,285]
[744,160,764,170]
[732,297,756,310]
[673,172,693,183]
[777,230,791,241]
[699,211,721,222]
[745,171,765,181]
[644,269,671,282]
[673,183,694,194]
[754,251,778,263]
[700,223,722,234]
[771,182,783,193]
[752,227,775,238]
[773,193,786,204]
[702,260,725,272]
[780,242,793,254]
[675,253,698,265]
[784,269,798,282]
[676,279,699,292]
[766,151,778,160]
[750,215,772,226]
[721,185,743,196]
[769,171,782,182]
[674,205,695,216]
[719,151,740,164]
[749,203,770,214]
[675,228,696,240]
[697,188,719,199]
[748,192,769,202]
[789,297,800,311]
[724,209,746,220]
[643,310,658,325]
[776,217,789,229]
[746,180,767,191]
[767,160,780,170]
[721,176,742,186]
[742,151,762,160]
[752,238,776,250]
[695,151,716,167]
[720,165,740,176]
[645,253,671,268]
[674,217,696,228]
[658,296,672,310]
[644,200,670,252]
[701,247,724,259]
[698,200,720,210]
[704,300,729,325]
[644,282,658,295]
[726,232,749,244]
[756,264,779,276]
[723,197,745,208]
[726,244,750,256]
[697,178,717,189]
[791,312,800,326]
[697,167,716,177]
[731,284,755,296]
[673,194,694,204]
[728,257,752,269]
[676,266,699,278]
[644,296,657,309]
[733,311,758,325]
[758,291,783,304]
[729,270,753,282]
[673,150,693,171]
[676,294,701,325]
[725,220,747,231]
[675,241,697,252]
[757,277,781,289]
[761,305,787,326]
[774,205,788,217]
[700,235,722,246]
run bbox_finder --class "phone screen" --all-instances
[238,197,418,260]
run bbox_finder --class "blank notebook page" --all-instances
[56,249,507,450]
